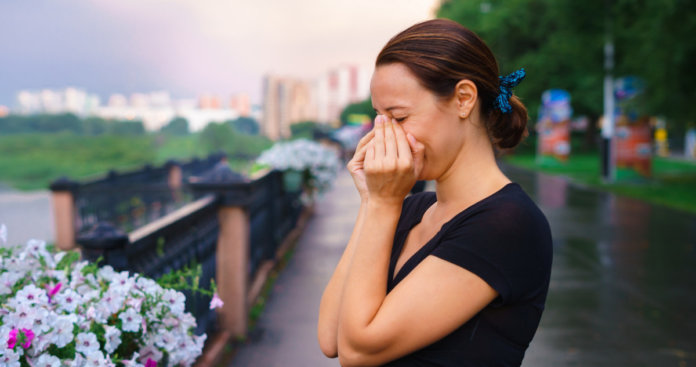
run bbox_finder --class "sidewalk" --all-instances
[230,171,357,367]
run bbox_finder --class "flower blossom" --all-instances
[209,293,224,309]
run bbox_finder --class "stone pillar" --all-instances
[49,178,78,250]
[216,206,249,337]
[167,161,183,190]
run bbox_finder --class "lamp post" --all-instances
[601,2,615,182]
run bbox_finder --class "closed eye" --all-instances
[394,116,407,123]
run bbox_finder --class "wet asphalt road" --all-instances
[232,165,696,367]
[505,164,696,367]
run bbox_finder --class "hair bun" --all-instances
[489,95,528,149]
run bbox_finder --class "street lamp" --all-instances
[601,1,615,182]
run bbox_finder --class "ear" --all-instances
[454,79,478,119]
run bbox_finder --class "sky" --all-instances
[0,0,438,106]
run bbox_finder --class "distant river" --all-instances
[0,185,54,245]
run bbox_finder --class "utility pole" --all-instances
[601,1,615,182]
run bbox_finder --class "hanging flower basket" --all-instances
[256,139,341,203]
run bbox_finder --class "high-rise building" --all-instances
[316,65,370,125]
[262,75,318,140]
[230,93,251,117]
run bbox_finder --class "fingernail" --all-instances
[375,116,383,125]
[407,133,416,145]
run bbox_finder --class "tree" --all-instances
[340,98,376,126]
[199,122,235,153]
[160,117,190,136]
[437,0,696,130]
[228,117,260,135]
[199,122,272,158]
[82,117,108,135]
[108,120,146,135]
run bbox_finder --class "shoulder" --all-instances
[398,191,436,222]
[434,183,553,303]
[450,183,550,243]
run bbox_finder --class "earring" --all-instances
[460,113,468,119]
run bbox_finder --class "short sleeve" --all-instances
[430,186,552,306]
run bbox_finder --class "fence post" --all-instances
[167,160,183,190]
[77,222,130,271]
[216,205,249,337]
[49,178,79,250]
[188,160,250,338]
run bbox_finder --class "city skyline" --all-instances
[0,0,437,107]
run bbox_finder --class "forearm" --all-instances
[338,201,401,352]
[318,200,368,357]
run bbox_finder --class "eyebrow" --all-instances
[373,106,408,113]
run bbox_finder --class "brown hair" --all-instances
[376,19,528,149]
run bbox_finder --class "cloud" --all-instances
[0,0,437,104]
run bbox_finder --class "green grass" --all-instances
[0,132,269,191]
[0,133,157,190]
[503,151,696,214]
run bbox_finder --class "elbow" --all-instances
[317,326,338,358]
[338,348,378,367]
[337,334,383,367]
[318,337,338,359]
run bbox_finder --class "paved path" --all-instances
[0,189,53,246]
[231,165,696,367]
[230,171,357,367]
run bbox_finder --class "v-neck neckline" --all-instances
[388,183,517,290]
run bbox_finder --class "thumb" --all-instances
[406,133,425,176]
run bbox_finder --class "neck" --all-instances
[433,129,510,215]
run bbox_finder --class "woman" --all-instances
[318,19,552,367]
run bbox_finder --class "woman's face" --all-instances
[370,63,466,181]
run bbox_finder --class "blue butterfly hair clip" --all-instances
[494,68,526,114]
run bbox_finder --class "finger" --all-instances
[407,133,426,176]
[373,115,386,159]
[384,119,398,160]
[349,141,369,168]
[365,140,375,165]
[355,130,375,152]
[393,123,412,161]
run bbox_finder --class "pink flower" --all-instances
[7,328,34,349]
[21,328,34,348]
[49,283,62,297]
[7,328,18,349]
[209,293,224,309]
[47,282,62,303]
[145,358,157,367]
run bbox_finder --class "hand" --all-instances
[347,128,375,201]
[364,115,424,206]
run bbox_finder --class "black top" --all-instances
[383,183,552,367]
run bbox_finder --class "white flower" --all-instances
[7,303,37,329]
[0,348,22,367]
[104,325,122,354]
[31,307,51,334]
[53,288,82,313]
[101,289,126,315]
[85,350,113,367]
[50,316,76,348]
[121,352,143,367]
[75,332,99,355]
[161,289,186,315]
[14,284,49,306]
[34,354,61,367]
[119,308,142,332]
[25,239,51,265]
[0,271,22,295]
[0,223,7,245]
